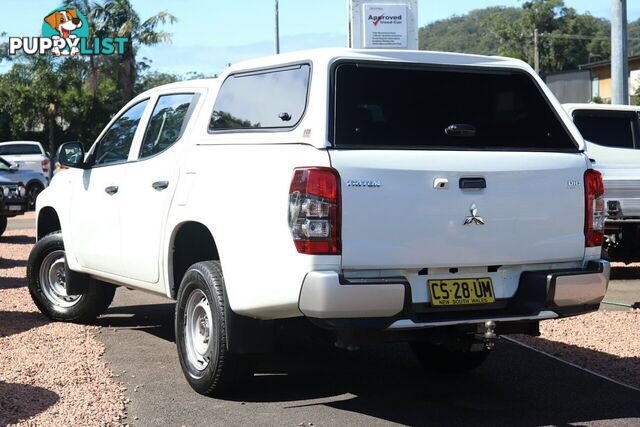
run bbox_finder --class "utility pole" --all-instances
[533,28,540,74]
[274,0,280,54]
[611,0,628,105]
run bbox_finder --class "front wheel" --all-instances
[0,216,7,237]
[26,182,44,210]
[411,339,490,373]
[175,261,251,396]
[27,232,116,322]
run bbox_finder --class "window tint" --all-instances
[0,144,42,155]
[140,94,194,158]
[210,64,310,130]
[93,100,148,165]
[333,64,576,151]
[573,110,637,149]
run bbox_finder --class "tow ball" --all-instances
[475,320,498,350]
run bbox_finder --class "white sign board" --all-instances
[349,0,418,50]
[363,4,407,48]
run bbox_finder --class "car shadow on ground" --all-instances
[0,235,36,245]
[0,382,59,425]
[0,310,49,338]
[100,301,640,426]
[97,302,176,342]
[0,258,27,269]
[611,266,640,280]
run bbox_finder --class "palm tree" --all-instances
[90,0,176,102]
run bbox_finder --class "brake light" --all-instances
[42,159,50,173]
[584,169,605,247]
[288,167,341,255]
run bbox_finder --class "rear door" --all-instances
[119,91,200,285]
[329,63,587,269]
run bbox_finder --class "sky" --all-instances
[1,0,639,76]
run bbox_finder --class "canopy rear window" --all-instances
[332,63,577,151]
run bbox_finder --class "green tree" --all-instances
[90,0,176,102]
[495,0,609,72]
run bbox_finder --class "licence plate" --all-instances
[428,278,495,306]
[8,205,23,211]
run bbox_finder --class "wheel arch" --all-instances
[169,221,220,299]
[37,206,61,240]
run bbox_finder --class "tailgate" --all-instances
[329,61,587,270]
[331,149,588,269]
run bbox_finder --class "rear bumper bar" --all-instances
[298,260,610,330]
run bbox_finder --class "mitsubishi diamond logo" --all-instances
[464,203,484,225]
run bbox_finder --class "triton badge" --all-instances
[464,203,484,225]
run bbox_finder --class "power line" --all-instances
[537,33,640,41]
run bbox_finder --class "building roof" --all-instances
[578,54,640,70]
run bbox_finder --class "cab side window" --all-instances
[210,64,310,131]
[140,93,195,159]
[93,100,149,166]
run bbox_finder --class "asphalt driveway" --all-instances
[96,288,640,426]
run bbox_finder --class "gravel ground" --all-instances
[513,309,640,389]
[0,229,126,426]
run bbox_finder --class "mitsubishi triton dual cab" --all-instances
[27,49,610,396]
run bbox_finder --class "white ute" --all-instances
[563,103,640,263]
[28,49,610,396]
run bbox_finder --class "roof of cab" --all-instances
[224,47,528,73]
[148,48,532,93]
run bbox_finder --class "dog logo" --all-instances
[463,203,485,225]
[43,8,84,56]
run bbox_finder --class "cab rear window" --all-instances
[0,144,43,155]
[332,63,577,151]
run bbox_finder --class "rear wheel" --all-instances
[411,339,490,373]
[175,261,251,396]
[0,216,7,237]
[27,232,116,322]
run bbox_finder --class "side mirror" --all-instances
[9,164,18,172]
[57,142,86,169]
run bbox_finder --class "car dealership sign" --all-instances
[348,0,418,50]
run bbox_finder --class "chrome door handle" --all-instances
[105,185,119,195]
[152,180,169,191]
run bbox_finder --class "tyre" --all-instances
[26,182,44,210]
[175,261,250,396]
[0,216,7,237]
[27,231,116,322]
[411,339,490,373]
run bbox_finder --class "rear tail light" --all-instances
[42,159,50,173]
[288,167,341,255]
[584,169,605,247]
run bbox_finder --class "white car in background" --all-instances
[0,141,50,177]
[563,103,640,262]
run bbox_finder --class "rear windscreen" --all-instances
[572,110,637,149]
[333,64,577,151]
[0,144,42,155]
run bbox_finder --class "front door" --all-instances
[70,99,150,276]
